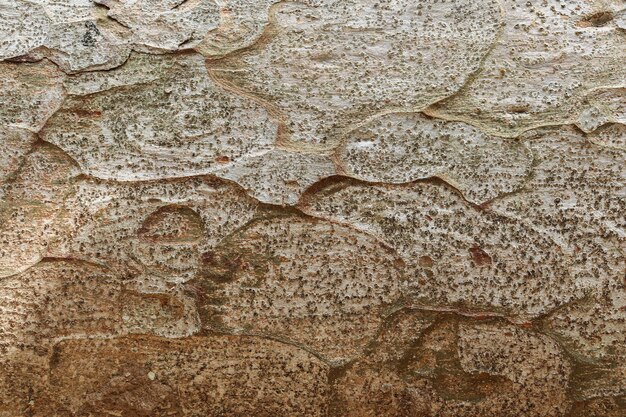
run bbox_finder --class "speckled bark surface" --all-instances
[0,1,624,416]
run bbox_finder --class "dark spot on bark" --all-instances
[418,255,434,268]
[82,21,101,47]
[469,246,491,266]
[199,250,242,283]
[71,108,102,118]
[580,12,613,27]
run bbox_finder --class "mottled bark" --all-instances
[1,1,624,416]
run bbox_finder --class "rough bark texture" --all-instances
[1,1,625,416]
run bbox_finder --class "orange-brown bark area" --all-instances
[1,1,624,416]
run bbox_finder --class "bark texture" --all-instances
[0,1,625,416]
